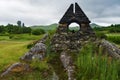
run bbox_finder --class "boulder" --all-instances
[100,39,120,59]
[20,42,46,61]
[1,62,30,77]
[60,51,76,80]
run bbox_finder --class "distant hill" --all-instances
[90,23,102,28]
[30,23,58,31]
[30,23,102,31]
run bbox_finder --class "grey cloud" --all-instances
[0,0,120,26]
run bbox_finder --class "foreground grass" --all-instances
[0,33,120,80]
[0,34,44,72]
[1,60,52,80]
[76,42,120,80]
[0,41,30,72]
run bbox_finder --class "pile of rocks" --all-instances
[100,39,120,59]
[20,34,48,62]
[60,51,76,80]
[1,63,30,77]
[20,42,46,61]
[51,31,95,52]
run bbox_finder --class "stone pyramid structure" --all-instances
[51,3,95,52]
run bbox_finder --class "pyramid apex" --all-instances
[59,3,91,24]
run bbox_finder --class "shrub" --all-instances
[9,35,14,39]
[32,29,45,35]
[95,32,107,39]
[30,60,49,71]
[27,43,34,49]
[0,33,9,36]
[48,30,56,35]
[106,34,120,44]
[107,36,120,44]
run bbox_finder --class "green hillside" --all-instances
[30,23,58,31]
[30,23,102,32]
[90,23,103,28]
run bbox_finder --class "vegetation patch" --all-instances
[106,33,120,44]
[76,42,120,80]
[32,29,45,35]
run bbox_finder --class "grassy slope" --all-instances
[0,34,53,80]
[106,33,120,36]
[0,41,29,71]
[30,23,58,31]
[0,34,44,72]
[0,31,120,80]
[106,33,120,45]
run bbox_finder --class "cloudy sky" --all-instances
[0,0,120,26]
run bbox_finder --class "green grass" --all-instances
[0,36,9,41]
[0,41,31,72]
[76,42,120,80]
[0,40,52,79]
[0,34,44,72]
[9,34,44,41]
[0,34,53,80]
[0,34,44,41]
[106,33,120,44]
[106,33,120,36]
[0,32,120,80]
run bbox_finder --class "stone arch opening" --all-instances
[68,22,80,32]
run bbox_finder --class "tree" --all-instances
[22,23,25,27]
[22,27,31,34]
[111,24,114,27]
[17,20,21,27]
[0,25,4,33]
[32,29,45,35]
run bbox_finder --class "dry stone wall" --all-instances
[100,39,120,59]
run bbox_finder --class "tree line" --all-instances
[0,21,31,34]
[0,21,45,35]
[0,24,31,34]
[93,24,120,33]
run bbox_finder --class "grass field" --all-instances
[0,34,44,72]
[106,33,120,36]
[106,33,120,45]
[0,33,120,80]
[0,41,30,71]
